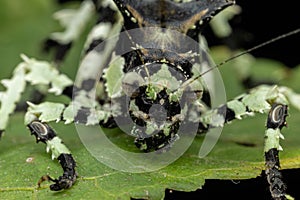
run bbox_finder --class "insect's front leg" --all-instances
[23,76,119,190]
[265,104,288,200]
[44,0,120,64]
[197,84,299,199]
[43,0,96,63]
[27,121,77,191]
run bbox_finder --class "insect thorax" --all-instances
[99,28,209,152]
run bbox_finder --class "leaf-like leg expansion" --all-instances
[0,63,26,136]
[27,121,77,191]
[197,85,298,199]
[44,0,120,63]
[0,54,73,137]
[43,0,95,63]
[264,104,289,200]
[198,85,291,131]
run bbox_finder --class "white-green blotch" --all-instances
[25,102,65,124]
[149,64,181,92]
[227,100,247,119]
[0,63,26,130]
[264,128,284,152]
[50,0,95,44]
[103,56,125,98]
[200,109,225,128]
[46,137,71,160]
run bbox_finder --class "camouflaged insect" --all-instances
[1,0,300,199]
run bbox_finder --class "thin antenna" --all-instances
[123,28,151,79]
[180,28,300,89]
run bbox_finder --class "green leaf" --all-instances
[1,105,300,199]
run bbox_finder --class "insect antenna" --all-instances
[122,28,152,80]
[179,28,300,91]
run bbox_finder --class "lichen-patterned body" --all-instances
[71,0,234,152]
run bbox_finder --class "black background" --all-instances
[203,0,299,68]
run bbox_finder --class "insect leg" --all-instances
[43,0,96,63]
[264,103,288,200]
[44,0,120,63]
[198,85,293,131]
[197,85,299,199]
[27,121,77,191]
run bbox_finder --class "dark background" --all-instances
[203,0,299,68]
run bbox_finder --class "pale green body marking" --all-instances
[46,137,71,160]
[264,128,284,152]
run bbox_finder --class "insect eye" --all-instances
[122,72,145,97]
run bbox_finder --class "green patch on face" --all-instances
[146,64,182,100]
[103,55,125,98]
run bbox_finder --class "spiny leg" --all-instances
[198,85,294,130]
[265,104,288,200]
[43,0,120,63]
[27,121,77,191]
[197,85,297,199]
[43,0,96,63]
[22,2,122,182]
